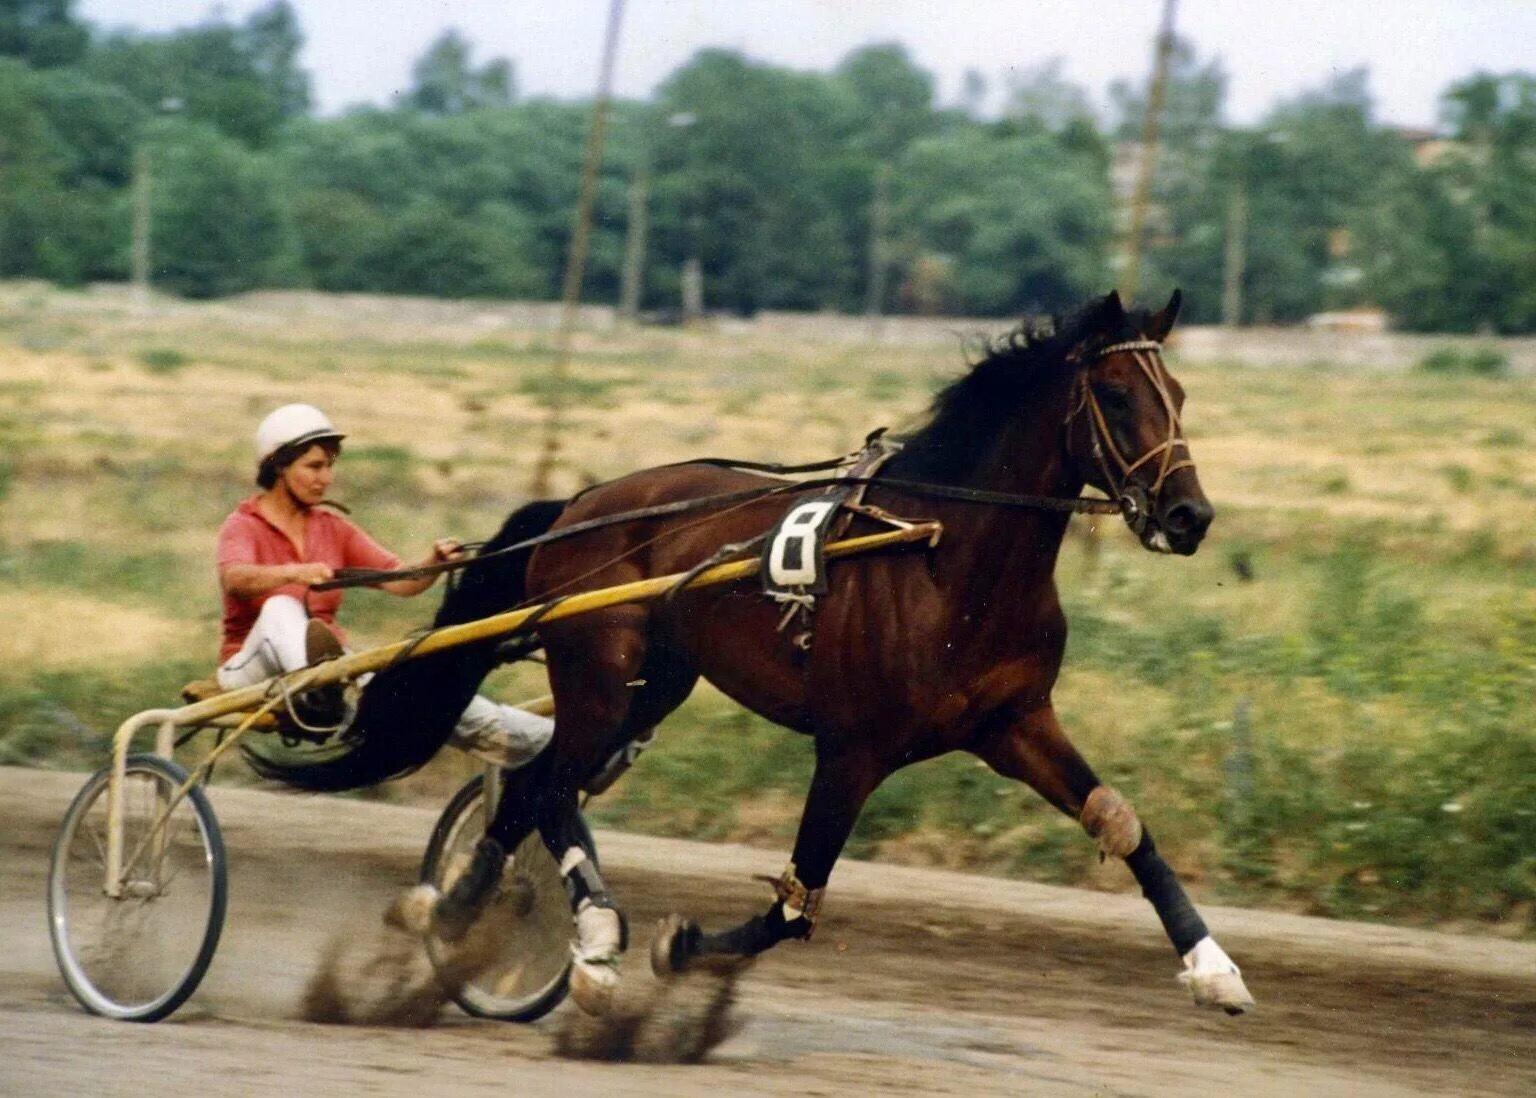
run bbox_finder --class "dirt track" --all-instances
[3,766,1533,1097]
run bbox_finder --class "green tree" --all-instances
[1004,58,1097,136]
[0,0,88,68]
[242,1,310,119]
[405,29,514,114]
[85,3,311,147]
[148,119,299,297]
[1156,68,1417,325]
[1435,72,1536,331]
[652,49,858,313]
[0,59,142,283]
[893,124,1113,315]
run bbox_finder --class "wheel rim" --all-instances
[48,760,224,1021]
[426,790,572,1017]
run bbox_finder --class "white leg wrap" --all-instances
[569,900,624,1015]
[560,846,588,876]
[574,899,623,962]
[1178,936,1255,1015]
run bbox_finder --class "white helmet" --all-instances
[255,403,345,464]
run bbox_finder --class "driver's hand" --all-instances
[290,562,334,586]
[431,537,465,563]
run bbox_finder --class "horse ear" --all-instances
[1148,288,1182,341]
[1104,289,1125,318]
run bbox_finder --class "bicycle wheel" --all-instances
[419,774,581,1022]
[47,754,227,1022]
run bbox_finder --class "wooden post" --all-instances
[1120,0,1178,302]
[529,0,626,497]
[1221,181,1247,327]
[618,152,650,322]
[131,142,151,310]
[864,161,891,319]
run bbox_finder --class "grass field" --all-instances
[2,281,1533,935]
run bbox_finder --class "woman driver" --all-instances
[215,402,552,763]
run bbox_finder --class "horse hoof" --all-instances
[650,914,700,978]
[570,958,620,1015]
[386,884,440,937]
[1178,936,1256,1015]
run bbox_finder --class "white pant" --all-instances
[217,595,554,769]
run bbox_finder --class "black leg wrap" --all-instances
[434,836,506,942]
[1125,830,1208,957]
[695,903,809,960]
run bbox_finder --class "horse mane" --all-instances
[887,292,1156,484]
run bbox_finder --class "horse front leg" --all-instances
[653,741,883,974]
[534,777,628,1015]
[976,703,1255,1015]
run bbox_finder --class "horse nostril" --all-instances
[1164,500,1213,537]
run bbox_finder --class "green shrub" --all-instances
[136,347,189,374]
[1417,346,1509,377]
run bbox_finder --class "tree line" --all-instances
[4,0,1535,331]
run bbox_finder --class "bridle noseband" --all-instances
[1067,339,1194,535]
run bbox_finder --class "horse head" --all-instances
[1063,289,1213,555]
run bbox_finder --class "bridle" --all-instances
[1066,339,1194,537]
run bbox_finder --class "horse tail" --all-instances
[242,498,569,792]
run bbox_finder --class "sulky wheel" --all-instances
[419,773,587,1022]
[48,754,227,1022]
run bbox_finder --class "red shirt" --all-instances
[216,496,400,660]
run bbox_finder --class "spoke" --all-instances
[84,814,109,867]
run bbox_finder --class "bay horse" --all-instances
[253,289,1254,1017]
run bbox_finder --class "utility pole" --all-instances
[528,0,625,497]
[130,142,151,310]
[864,161,891,319]
[1120,0,1178,301]
[680,223,704,323]
[1221,181,1247,327]
[618,150,649,321]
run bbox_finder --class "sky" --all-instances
[77,1,1536,129]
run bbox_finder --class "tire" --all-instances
[47,755,228,1022]
[419,774,588,1022]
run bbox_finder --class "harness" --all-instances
[316,337,1184,596]
[1066,339,1192,539]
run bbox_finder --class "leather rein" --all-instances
[317,339,1174,593]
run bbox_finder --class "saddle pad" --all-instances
[759,488,854,600]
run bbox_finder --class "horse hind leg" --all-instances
[538,609,695,1014]
[532,782,628,1015]
[653,742,883,976]
[977,705,1255,1015]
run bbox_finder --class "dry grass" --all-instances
[5,282,1536,928]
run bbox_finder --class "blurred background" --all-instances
[1,1,1533,937]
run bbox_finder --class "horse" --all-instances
[251,288,1254,1018]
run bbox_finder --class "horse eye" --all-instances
[1095,385,1131,409]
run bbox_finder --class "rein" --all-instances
[318,339,1180,594]
[315,472,1120,592]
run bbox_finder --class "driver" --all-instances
[215,402,552,764]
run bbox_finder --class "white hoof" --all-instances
[1178,936,1255,1015]
[569,957,619,1015]
[386,884,441,937]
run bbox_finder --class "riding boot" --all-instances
[432,836,506,943]
[290,619,347,730]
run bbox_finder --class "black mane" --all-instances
[885,292,1154,484]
